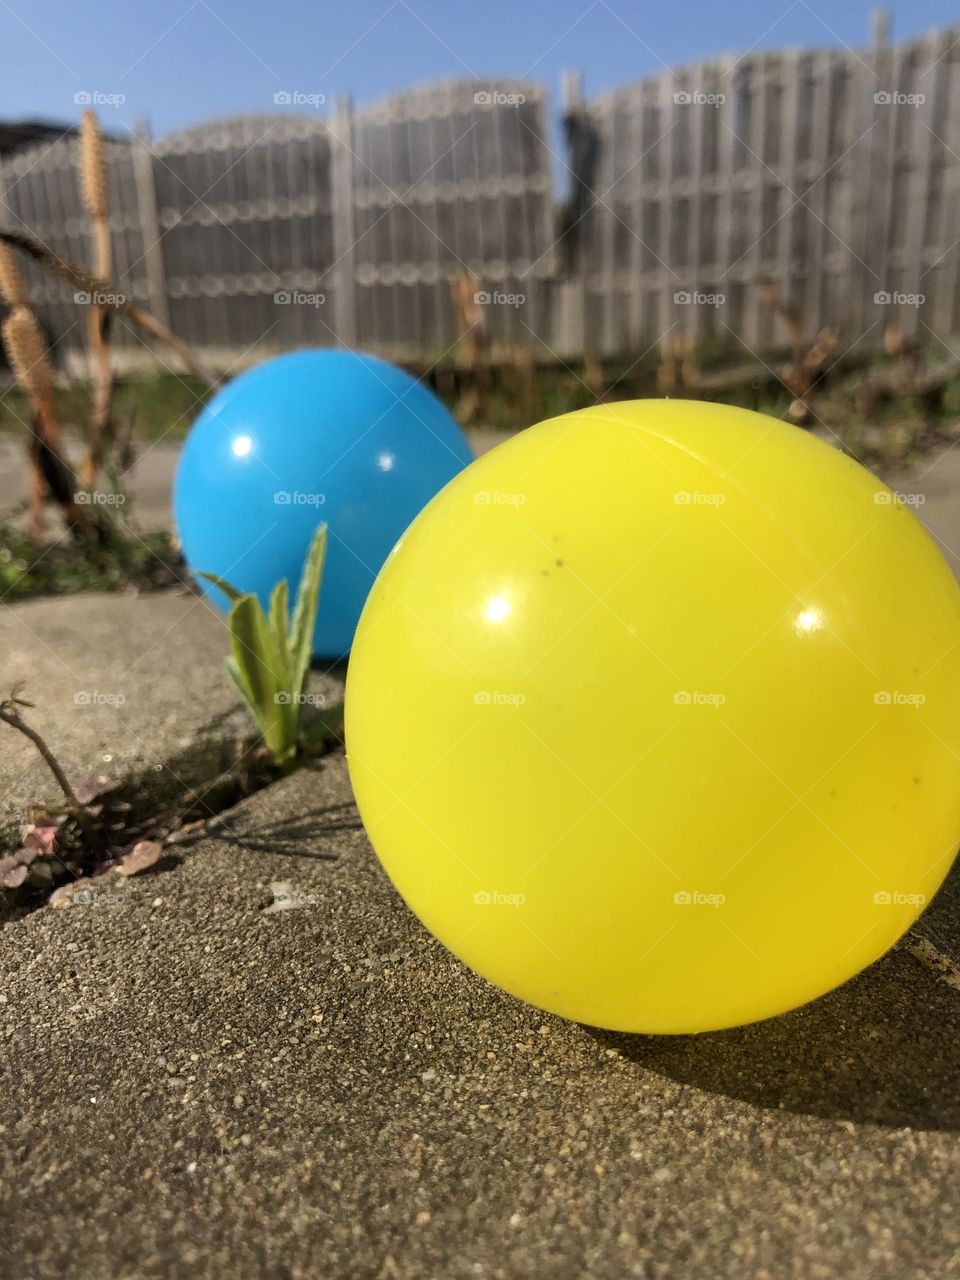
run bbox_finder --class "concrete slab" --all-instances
[0,757,956,1279]
[0,591,343,849]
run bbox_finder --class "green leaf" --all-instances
[197,571,245,605]
[228,594,298,763]
[290,525,327,697]
[269,579,292,679]
[225,655,257,724]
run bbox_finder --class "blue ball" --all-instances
[174,350,474,658]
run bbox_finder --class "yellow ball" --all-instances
[345,400,960,1033]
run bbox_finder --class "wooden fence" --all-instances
[1,21,959,369]
[569,23,960,357]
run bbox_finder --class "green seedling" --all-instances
[199,524,327,766]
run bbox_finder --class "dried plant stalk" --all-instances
[0,241,29,308]
[79,110,107,218]
[508,341,538,420]
[3,306,57,434]
[0,226,216,388]
[1,295,51,537]
[449,271,489,422]
[657,333,697,395]
[757,279,838,423]
[757,279,805,370]
[584,350,606,400]
[78,110,115,490]
[2,306,88,535]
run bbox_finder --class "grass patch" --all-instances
[0,371,212,441]
[0,520,185,602]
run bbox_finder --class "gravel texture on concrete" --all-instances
[0,590,343,850]
[1,757,957,1280]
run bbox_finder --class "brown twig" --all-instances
[0,687,104,856]
[0,226,217,389]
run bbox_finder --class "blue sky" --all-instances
[1,0,957,137]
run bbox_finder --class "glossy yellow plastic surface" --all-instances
[345,400,960,1033]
